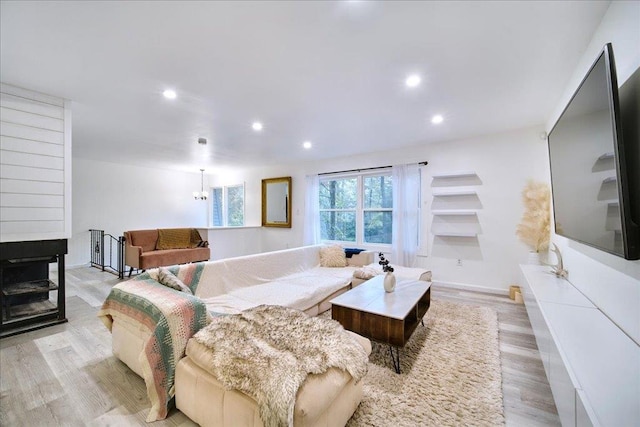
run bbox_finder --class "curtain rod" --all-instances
[318,161,428,176]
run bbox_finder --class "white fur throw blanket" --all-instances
[192,305,369,427]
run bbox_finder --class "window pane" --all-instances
[211,188,223,226]
[319,178,357,209]
[226,185,244,226]
[364,211,392,244]
[320,211,356,242]
[364,175,392,209]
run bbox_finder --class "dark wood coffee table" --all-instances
[330,275,431,373]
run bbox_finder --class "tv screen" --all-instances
[547,43,639,260]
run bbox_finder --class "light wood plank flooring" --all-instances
[1,267,560,426]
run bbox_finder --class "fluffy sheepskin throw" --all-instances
[192,305,369,427]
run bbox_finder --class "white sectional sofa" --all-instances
[99,244,432,424]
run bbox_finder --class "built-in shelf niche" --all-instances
[430,172,482,243]
[431,191,482,210]
[431,211,480,237]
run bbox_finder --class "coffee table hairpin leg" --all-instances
[389,346,401,374]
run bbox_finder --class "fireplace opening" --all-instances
[0,240,67,337]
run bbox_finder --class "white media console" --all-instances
[519,265,639,426]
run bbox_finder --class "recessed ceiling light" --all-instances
[303,141,312,149]
[252,122,263,131]
[405,74,421,88]
[431,114,444,124]
[163,89,177,99]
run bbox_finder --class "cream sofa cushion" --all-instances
[177,330,371,427]
[319,245,347,267]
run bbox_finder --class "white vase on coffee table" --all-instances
[383,272,396,292]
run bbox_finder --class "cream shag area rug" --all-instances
[340,300,505,427]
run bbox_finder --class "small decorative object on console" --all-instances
[543,243,568,279]
[379,253,396,292]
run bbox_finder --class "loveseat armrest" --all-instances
[347,250,374,267]
[125,242,143,269]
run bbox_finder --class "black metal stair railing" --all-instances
[90,229,124,279]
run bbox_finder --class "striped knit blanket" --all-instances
[98,277,210,421]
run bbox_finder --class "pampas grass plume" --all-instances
[516,180,551,252]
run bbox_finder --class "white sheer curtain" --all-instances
[303,174,321,245]
[392,164,420,267]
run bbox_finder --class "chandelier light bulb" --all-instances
[194,169,208,200]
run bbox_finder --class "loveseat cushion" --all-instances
[140,247,210,269]
[128,229,159,253]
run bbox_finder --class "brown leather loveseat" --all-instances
[124,228,210,277]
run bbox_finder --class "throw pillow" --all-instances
[157,267,193,294]
[353,266,379,280]
[190,229,204,248]
[319,244,347,267]
[156,228,192,250]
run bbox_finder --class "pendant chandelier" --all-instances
[193,169,208,200]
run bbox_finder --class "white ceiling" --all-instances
[0,1,610,174]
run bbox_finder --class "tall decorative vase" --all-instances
[527,251,541,265]
[383,272,396,293]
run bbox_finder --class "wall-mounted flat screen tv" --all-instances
[547,43,639,260]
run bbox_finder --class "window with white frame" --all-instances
[211,184,245,227]
[319,173,393,245]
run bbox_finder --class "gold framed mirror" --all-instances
[262,176,292,228]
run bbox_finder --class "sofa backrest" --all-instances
[194,245,323,298]
[125,229,159,253]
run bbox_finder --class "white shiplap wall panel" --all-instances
[0,83,64,106]
[0,165,64,182]
[1,207,64,221]
[0,122,64,145]
[0,93,64,119]
[1,151,64,170]
[0,83,71,242]
[1,136,65,157]
[2,221,64,235]
[0,179,64,195]
[0,107,65,132]
[0,193,64,208]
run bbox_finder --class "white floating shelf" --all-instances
[431,210,478,216]
[431,172,482,188]
[598,152,614,161]
[432,190,478,197]
[431,172,478,179]
[602,176,617,184]
[432,231,478,237]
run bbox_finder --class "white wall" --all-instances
[545,1,640,344]
[212,125,549,293]
[65,2,638,344]
[69,158,209,266]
